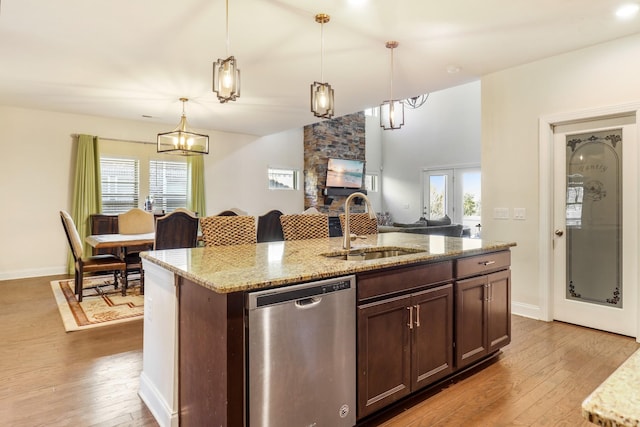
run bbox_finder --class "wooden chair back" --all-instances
[154,211,199,250]
[200,215,257,246]
[257,210,285,243]
[280,214,330,241]
[60,210,84,260]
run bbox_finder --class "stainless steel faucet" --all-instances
[343,192,376,251]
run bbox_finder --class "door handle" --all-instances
[414,304,421,327]
[555,229,564,237]
[407,306,414,329]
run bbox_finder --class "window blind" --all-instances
[149,160,187,213]
[100,157,139,214]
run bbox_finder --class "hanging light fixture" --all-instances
[380,41,404,130]
[213,0,240,103]
[403,93,429,109]
[157,98,209,155]
[310,13,334,119]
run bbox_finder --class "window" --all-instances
[149,160,188,212]
[100,157,139,214]
[268,167,298,190]
[365,174,379,192]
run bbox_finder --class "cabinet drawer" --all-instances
[456,251,510,279]
[357,261,453,301]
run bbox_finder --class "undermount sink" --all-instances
[323,248,426,261]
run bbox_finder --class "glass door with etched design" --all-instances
[565,131,621,307]
[553,120,637,337]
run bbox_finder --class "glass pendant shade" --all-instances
[157,99,209,155]
[311,81,334,118]
[213,56,240,103]
[380,100,405,130]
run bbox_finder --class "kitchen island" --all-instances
[582,348,640,426]
[139,232,516,427]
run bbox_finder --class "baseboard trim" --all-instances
[512,301,542,320]
[0,266,67,281]
[139,372,178,427]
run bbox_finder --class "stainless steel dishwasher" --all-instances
[247,275,356,427]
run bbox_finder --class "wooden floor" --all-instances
[1,275,638,427]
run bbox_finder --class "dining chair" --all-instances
[60,210,127,302]
[200,215,257,246]
[118,208,155,294]
[280,213,330,241]
[257,209,285,243]
[339,213,378,236]
[154,211,199,250]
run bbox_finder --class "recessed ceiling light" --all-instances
[615,3,639,19]
[446,65,461,74]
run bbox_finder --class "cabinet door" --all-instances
[487,269,511,353]
[455,276,488,368]
[357,295,411,418]
[411,284,454,390]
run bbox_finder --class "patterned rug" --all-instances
[50,275,144,332]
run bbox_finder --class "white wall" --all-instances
[0,106,303,280]
[481,33,640,317]
[365,114,382,213]
[376,81,481,224]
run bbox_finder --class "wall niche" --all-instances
[303,112,366,216]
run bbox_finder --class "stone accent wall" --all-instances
[303,112,366,215]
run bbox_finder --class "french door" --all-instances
[552,116,637,336]
[423,167,481,235]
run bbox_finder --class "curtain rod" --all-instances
[70,134,155,145]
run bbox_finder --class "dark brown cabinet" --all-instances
[455,251,511,369]
[356,262,454,418]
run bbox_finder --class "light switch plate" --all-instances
[513,208,526,220]
[493,207,509,219]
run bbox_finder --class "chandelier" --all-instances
[157,98,209,155]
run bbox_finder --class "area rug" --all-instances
[50,275,144,332]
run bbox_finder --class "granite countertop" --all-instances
[583,348,640,426]
[141,232,516,294]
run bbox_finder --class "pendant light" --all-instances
[157,98,209,155]
[380,41,404,130]
[310,13,334,119]
[213,0,240,103]
[404,93,429,109]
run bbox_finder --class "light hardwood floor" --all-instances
[1,275,638,426]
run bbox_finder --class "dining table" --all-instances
[85,232,155,253]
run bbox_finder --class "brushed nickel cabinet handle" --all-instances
[407,306,414,329]
[414,304,421,327]
[479,260,496,266]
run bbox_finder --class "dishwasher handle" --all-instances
[295,296,322,308]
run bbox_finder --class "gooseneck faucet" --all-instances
[343,192,376,251]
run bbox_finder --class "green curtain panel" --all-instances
[188,155,206,217]
[68,134,102,274]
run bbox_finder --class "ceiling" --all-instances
[0,0,639,136]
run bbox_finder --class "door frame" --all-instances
[538,102,640,340]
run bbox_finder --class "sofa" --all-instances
[377,216,468,237]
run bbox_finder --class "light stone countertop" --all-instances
[583,348,640,426]
[141,232,516,294]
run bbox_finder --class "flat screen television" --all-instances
[326,158,365,189]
